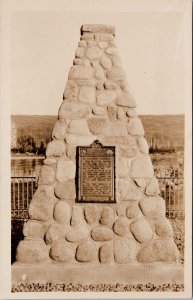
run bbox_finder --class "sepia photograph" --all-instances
[0,0,192,298]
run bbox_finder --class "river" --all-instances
[11,157,44,177]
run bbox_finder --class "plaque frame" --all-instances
[76,140,116,203]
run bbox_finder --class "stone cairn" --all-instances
[16,24,179,265]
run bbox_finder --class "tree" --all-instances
[11,121,17,150]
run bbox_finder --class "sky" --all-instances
[8,0,189,115]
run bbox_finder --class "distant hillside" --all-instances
[11,114,184,150]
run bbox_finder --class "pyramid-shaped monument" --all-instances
[12,24,183,285]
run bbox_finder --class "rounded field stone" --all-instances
[112,55,122,67]
[59,101,90,120]
[99,242,114,263]
[126,202,142,220]
[145,177,160,196]
[118,179,144,202]
[137,137,149,154]
[73,58,83,65]
[107,104,117,121]
[114,237,139,263]
[56,159,76,181]
[102,121,128,137]
[23,220,44,239]
[76,241,98,262]
[46,140,66,158]
[29,187,56,221]
[100,207,115,226]
[71,206,87,227]
[117,157,129,179]
[16,240,49,263]
[87,118,106,135]
[105,47,118,55]
[104,81,117,90]
[68,65,93,80]
[92,105,107,116]
[78,86,96,105]
[137,239,179,263]
[100,55,112,70]
[127,117,145,135]
[117,107,126,120]
[106,66,125,81]
[38,165,55,186]
[155,218,173,238]
[54,180,75,200]
[65,227,89,243]
[53,201,71,226]
[130,218,153,243]
[52,119,67,140]
[116,92,136,108]
[66,134,94,146]
[84,206,99,224]
[98,42,108,49]
[91,226,114,241]
[97,90,117,106]
[43,158,57,165]
[113,217,130,236]
[66,145,76,161]
[63,80,78,100]
[45,223,66,245]
[130,155,154,179]
[50,241,74,262]
[139,196,166,219]
[78,40,87,47]
[86,47,102,60]
[126,108,137,118]
[67,119,91,136]
[75,47,84,58]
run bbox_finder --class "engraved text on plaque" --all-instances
[77,140,115,203]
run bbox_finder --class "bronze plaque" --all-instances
[77,140,116,203]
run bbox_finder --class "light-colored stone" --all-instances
[87,118,106,135]
[46,140,66,158]
[81,33,94,40]
[38,165,55,186]
[130,155,154,179]
[50,241,74,262]
[126,108,137,118]
[113,217,130,236]
[105,47,118,55]
[99,34,114,42]
[53,201,71,226]
[117,107,126,119]
[99,243,114,263]
[91,226,114,241]
[137,137,149,154]
[76,241,98,262]
[29,187,56,221]
[116,205,126,217]
[16,240,49,263]
[96,80,105,91]
[75,47,84,58]
[43,158,57,165]
[71,206,87,227]
[119,146,138,157]
[81,24,115,35]
[104,81,117,90]
[155,219,173,238]
[92,105,107,116]
[87,40,97,47]
[45,223,66,245]
[56,159,76,181]
[145,177,160,196]
[23,220,44,239]
[94,67,105,80]
[120,80,129,92]
[114,237,139,263]
[83,59,91,66]
[101,136,137,147]
[130,218,153,243]
[86,47,102,60]
[116,92,136,108]
[67,119,91,135]
[107,104,117,121]
[78,86,96,105]
[52,119,67,140]
[126,202,142,219]
[68,65,93,80]
[117,157,130,179]
[106,67,125,81]
[66,144,76,161]
[98,42,108,49]
[112,55,122,67]
[54,180,75,200]
[63,80,78,100]
[73,58,83,65]
[59,101,90,119]
[102,121,128,137]
[118,179,144,201]
[84,206,99,224]
[97,90,117,106]
[127,117,145,135]
[139,196,166,219]
[134,178,150,188]
[66,227,89,243]
[100,207,115,226]
[137,239,179,263]
[66,134,95,146]
[100,55,112,70]
[78,40,87,47]
[77,79,95,86]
